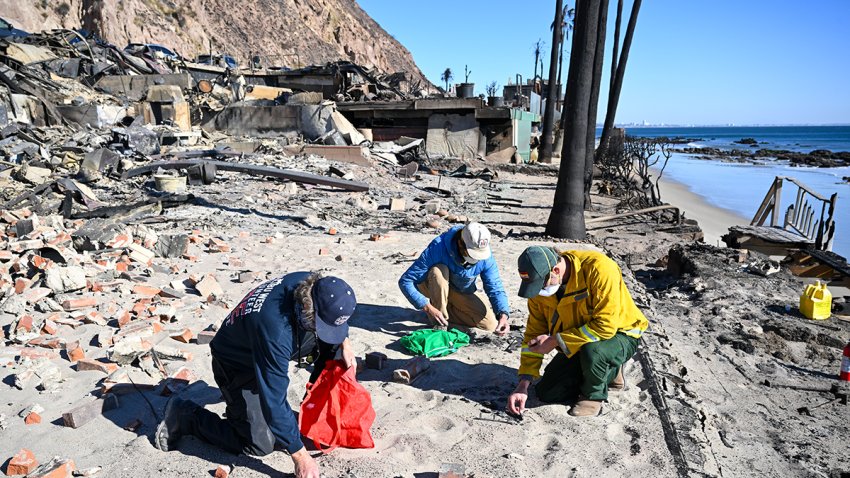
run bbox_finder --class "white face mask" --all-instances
[463,254,479,265]
[538,284,560,296]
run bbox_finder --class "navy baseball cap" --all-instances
[312,276,356,344]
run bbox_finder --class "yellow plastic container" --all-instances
[799,281,832,320]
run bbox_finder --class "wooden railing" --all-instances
[751,176,838,251]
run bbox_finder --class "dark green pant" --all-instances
[535,333,638,402]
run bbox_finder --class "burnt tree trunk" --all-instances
[599,0,642,151]
[546,0,606,238]
[539,0,564,164]
[582,0,609,208]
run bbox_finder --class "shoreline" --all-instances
[653,171,750,247]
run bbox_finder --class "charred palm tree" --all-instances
[440,67,453,93]
[546,0,609,238]
[599,0,643,152]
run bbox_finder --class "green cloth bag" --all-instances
[399,329,470,358]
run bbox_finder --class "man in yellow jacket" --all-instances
[506,246,648,417]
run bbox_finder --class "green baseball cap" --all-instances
[517,246,560,298]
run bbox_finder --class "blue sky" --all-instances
[358,0,850,126]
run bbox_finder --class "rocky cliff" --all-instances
[1,0,433,89]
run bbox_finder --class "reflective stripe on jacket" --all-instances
[518,250,648,377]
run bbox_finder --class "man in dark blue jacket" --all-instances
[155,272,356,478]
[399,223,510,334]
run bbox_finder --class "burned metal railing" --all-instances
[751,176,838,251]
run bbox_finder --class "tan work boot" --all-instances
[609,366,625,392]
[569,398,603,417]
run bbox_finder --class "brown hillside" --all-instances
[1,0,433,88]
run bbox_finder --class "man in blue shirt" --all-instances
[155,272,356,478]
[399,223,510,334]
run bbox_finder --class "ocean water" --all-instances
[613,126,850,258]
[617,125,850,153]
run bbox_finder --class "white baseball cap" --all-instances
[461,222,492,261]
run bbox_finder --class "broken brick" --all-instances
[195,274,223,299]
[27,458,75,478]
[19,347,60,361]
[318,247,330,256]
[30,255,53,270]
[6,448,37,475]
[62,297,97,311]
[41,319,58,336]
[16,315,34,332]
[208,238,231,253]
[66,341,85,363]
[214,465,231,478]
[24,411,41,425]
[132,284,161,298]
[328,227,338,235]
[14,277,32,294]
[170,328,193,343]
[76,359,119,374]
[196,330,216,345]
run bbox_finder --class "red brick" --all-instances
[131,298,152,315]
[0,250,13,261]
[170,367,197,382]
[30,255,53,270]
[24,411,41,425]
[62,297,97,311]
[207,238,231,253]
[116,310,132,328]
[182,253,198,262]
[76,359,119,374]
[29,337,62,349]
[22,287,51,304]
[6,448,37,475]
[81,311,107,325]
[14,277,31,294]
[114,262,129,272]
[16,314,34,332]
[28,458,75,478]
[66,341,85,362]
[18,347,59,360]
[170,328,193,343]
[41,319,58,336]
[318,248,330,256]
[214,465,231,478]
[328,227,338,235]
[106,233,132,248]
[132,284,161,298]
[238,231,250,238]
[262,236,275,244]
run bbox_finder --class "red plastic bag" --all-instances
[299,360,376,453]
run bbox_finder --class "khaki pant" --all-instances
[416,265,497,332]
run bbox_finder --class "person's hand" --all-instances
[495,314,510,336]
[528,334,557,354]
[340,338,356,369]
[292,448,320,478]
[422,303,448,327]
[507,379,531,415]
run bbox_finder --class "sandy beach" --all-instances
[653,172,750,247]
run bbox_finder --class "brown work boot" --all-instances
[609,366,625,392]
[569,398,603,417]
